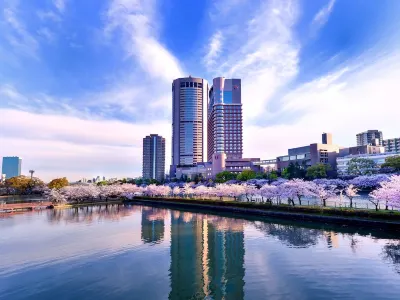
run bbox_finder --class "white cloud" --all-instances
[105,0,184,82]
[37,27,55,43]
[2,4,39,59]
[53,0,67,13]
[204,31,223,69]
[206,0,300,119]
[0,109,172,181]
[37,10,62,22]
[244,51,400,159]
[311,0,336,35]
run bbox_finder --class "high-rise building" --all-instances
[383,137,400,153]
[207,77,242,161]
[143,134,165,181]
[1,156,22,179]
[171,76,209,177]
[356,130,383,146]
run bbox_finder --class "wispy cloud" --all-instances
[37,27,55,43]
[244,50,400,158]
[37,10,62,23]
[2,3,39,59]
[311,0,336,35]
[53,0,67,14]
[105,0,183,82]
[204,31,223,69]
[206,0,299,119]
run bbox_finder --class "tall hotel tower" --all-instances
[171,77,209,177]
[208,77,242,161]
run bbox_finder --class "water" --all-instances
[1,203,400,300]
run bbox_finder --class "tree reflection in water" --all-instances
[253,222,324,248]
[382,241,400,274]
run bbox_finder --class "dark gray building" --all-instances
[356,130,383,146]
[170,76,209,177]
[142,134,165,182]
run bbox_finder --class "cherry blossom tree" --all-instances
[284,179,314,206]
[309,182,337,207]
[260,185,278,204]
[45,189,66,204]
[344,184,359,208]
[370,175,400,210]
[349,174,390,190]
[243,184,258,202]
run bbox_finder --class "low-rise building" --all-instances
[383,138,400,153]
[276,133,341,174]
[339,145,385,157]
[336,152,400,176]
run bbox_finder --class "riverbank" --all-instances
[124,197,400,230]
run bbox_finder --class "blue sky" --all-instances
[0,0,399,181]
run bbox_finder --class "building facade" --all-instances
[337,152,400,176]
[383,138,400,153]
[276,133,340,174]
[171,77,209,177]
[356,130,383,146]
[1,156,22,179]
[207,77,242,161]
[143,134,166,182]
[339,145,385,157]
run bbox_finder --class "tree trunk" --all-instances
[375,204,379,211]
[385,201,388,210]
[297,196,302,206]
[323,199,326,207]
[349,197,353,208]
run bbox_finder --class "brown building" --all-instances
[277,133,341,173]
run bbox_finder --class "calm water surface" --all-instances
[1,203,400,300]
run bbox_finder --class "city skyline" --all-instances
[1,0,400,181]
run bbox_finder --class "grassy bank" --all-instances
[124,197,400,228]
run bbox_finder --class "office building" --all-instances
[143,134,166,182]
[356,130,383,146]
[276,133,341,173]
[207,77,243,161]
[339,145,385,157]
[171,77,209,177]
[1,156,22,179]
[383,138,400,153]
[337,152,400,176]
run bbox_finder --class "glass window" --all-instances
[223,91,233,104]
[186,82,189,87]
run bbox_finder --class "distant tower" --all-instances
[29,170,35,179]
[356,130,383,146]
[143,134,166,182]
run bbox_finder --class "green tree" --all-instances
[48,177,69,189]
[347,157,376,175]
[215,171,237,183]
[381,156,400,171]
[306,164,331,179]
[282,162,306,179]
[237,170,256,181]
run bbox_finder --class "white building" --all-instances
[337,152,400,175]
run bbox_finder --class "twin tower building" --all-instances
[143,76,243,181]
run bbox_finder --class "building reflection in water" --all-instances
[169,211,245,300]
[141,207,166,244]
[382,241,400,274]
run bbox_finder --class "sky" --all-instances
[0,0,399,182]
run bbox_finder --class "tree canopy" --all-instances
[48,177,69,189]
[215,171,237,183]
[306,164,331,179]
[381,156,400,171]
[5,176,44,194]
[347,157,376,176]
[237,170,256,181]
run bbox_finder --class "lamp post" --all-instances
[29,170,35,179]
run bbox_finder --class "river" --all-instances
[0,203,399,299]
